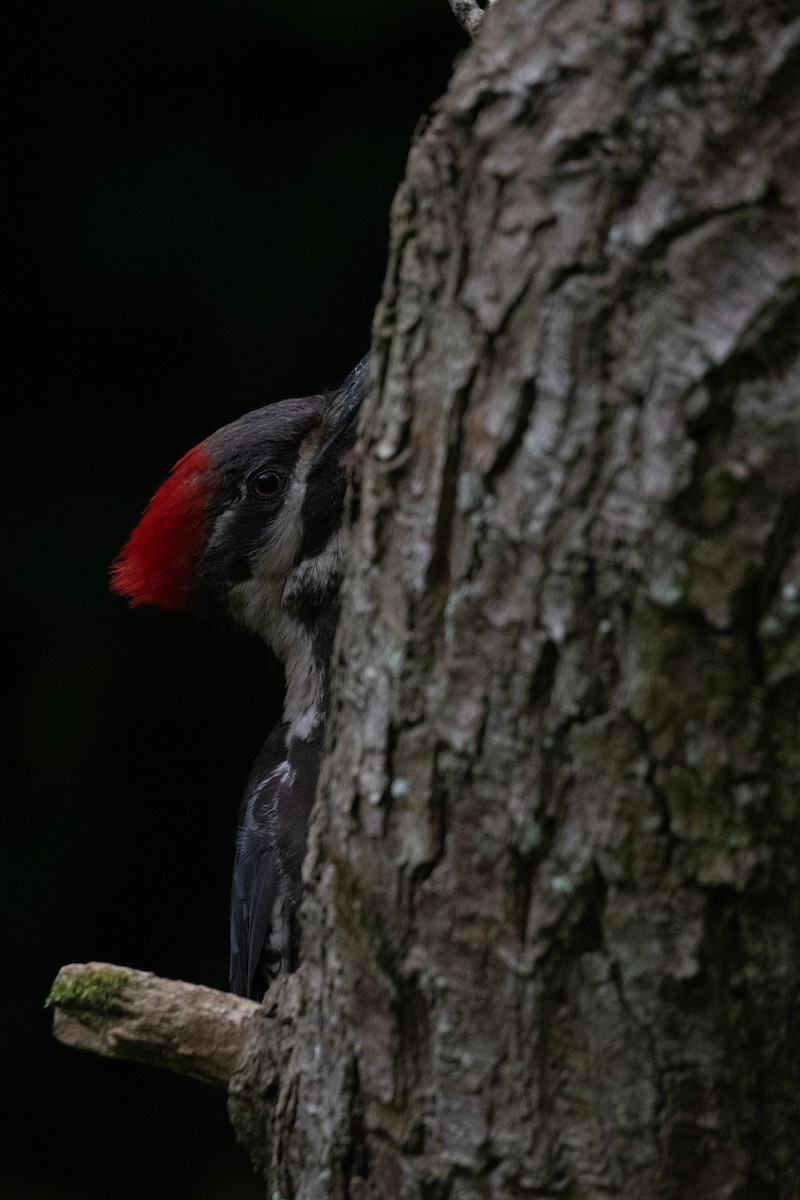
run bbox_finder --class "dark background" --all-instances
[6,4,461,1196]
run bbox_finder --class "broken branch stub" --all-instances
[448,0,496,37]
[48,961,260,1089]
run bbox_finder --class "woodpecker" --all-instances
[111,356,368,1000]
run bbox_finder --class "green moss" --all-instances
[520,820,543,854]
[46,969,132,1014]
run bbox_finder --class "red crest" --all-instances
[111,443,212,611]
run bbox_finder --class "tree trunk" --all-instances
[229,2,800,1196]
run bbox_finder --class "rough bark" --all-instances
[448,0,497,38]
[230,1,800,1197]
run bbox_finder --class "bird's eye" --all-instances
[250,469,286,501]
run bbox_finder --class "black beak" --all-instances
[308,355,369,472]
[333,353,369,433]
[300,355,370,558]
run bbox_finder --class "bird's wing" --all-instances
[229,724,296,1000]
[229,830,282,1000]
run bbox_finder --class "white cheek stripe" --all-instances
[225,430,328,739]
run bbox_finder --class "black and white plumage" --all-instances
[111,356,368,999]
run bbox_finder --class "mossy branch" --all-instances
[48,961,260,1089]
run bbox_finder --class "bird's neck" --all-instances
[251,541,343,741]
[275,599,335,742]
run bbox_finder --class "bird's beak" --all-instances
[326,353,369,445]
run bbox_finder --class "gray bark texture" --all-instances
[230,2,800,1196]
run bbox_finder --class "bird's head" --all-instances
[111,357,367,649]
